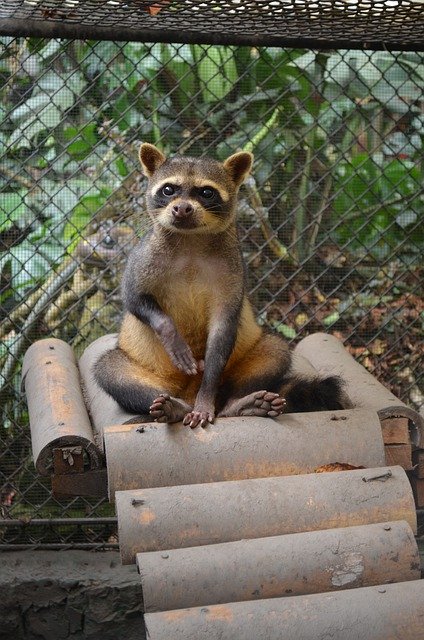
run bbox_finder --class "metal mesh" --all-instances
[1,0,424,50]
[0,38,423,546]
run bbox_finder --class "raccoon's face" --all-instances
[139,144,253,235]
[147,158,236,234]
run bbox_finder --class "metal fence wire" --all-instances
[0,38,423,547]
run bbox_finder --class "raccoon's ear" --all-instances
[139,143,166,177]
[223,151,253,187]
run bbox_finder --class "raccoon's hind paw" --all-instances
[149,394,192,424]
[219,391,287,418]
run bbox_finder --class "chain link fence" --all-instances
[1,38,423,547]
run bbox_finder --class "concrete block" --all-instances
[0,550,144,640]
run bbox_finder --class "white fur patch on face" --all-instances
[152,176,230,202]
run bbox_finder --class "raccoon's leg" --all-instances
[218,332,290,418]
[218,332,347,417]
[94,347,192,423]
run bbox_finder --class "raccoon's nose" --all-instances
[172,202,194,219]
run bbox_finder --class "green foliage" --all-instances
[63,186,113,251]
[9,70,87,149]
[0,191,28,232]
[63,123,99,160]
[273,322,297,339]
[333,155,424,256]
[193,45,238,103]
[0,38,423,307]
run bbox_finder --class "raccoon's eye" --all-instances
[200,186,215,199]
[161,184,175,197]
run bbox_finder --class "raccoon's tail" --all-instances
[281,375,350,413]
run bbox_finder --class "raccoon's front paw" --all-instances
[156,320,198,375]
[183,408,215,429]
[164,335,198,375]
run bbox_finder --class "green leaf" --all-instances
[63,197,97,242]
[115,157,129,177]
[196,46,237,103]
[63,188,112,250]
[0,192,27,232]
[66,138,92,160]
[274,323,297,339]
[323,312,340,327]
